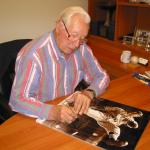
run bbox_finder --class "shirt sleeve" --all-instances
[9,54,51,120]
[82,45,110,96]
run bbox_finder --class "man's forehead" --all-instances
[70,14,86,23]
[69,15,89,29]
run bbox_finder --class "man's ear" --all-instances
[55,21,62,33]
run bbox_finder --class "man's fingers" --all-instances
[73,92,92,115]
[49,105,77,124]
[74,97,82,114]
[83,98,91,114]
[79,97,91,115]
[61,106,77,123]
[78,99,87,115]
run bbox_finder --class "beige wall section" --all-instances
[0,0,88,43]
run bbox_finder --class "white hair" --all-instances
[56,6,91,25]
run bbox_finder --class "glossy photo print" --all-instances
[37,94,150,150]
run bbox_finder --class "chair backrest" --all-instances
[0,39,31,99]
[0,39,31,123]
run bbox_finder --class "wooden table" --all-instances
[0,74,150,150]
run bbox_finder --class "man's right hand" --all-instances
[48,105,77,124]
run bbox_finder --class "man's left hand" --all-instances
[73,90,93,115]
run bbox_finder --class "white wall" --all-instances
[0,0,88,43]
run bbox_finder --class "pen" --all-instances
[133,72,150,86]
[138,73,150,80]
[133,72,150,82]
[136,78,150,86]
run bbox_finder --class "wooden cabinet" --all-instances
[88,0,150,79]
[88,0,150,57]
[89,0,150,41]
[114,0,150,58]
[88,0,116,40]
[115,0,150,41]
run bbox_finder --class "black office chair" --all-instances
[0,39,31,124]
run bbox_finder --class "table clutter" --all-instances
[133,72,150,86]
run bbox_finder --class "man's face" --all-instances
[56,15,89,55]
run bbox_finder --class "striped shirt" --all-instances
[9,31,110,120]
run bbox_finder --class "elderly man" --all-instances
[9,6,109,124]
